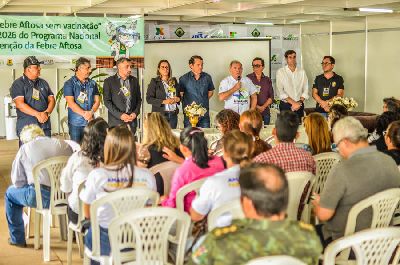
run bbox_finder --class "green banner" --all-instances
[0,15,144,57]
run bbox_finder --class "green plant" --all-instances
[55,68,109,113]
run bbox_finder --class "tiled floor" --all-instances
[0,139,82,265]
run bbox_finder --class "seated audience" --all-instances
[6,124,72,247]
[312,117,400,247]
[161,127,225,212]
[368,111,400,151]
[80,126,156,264]
[253,110,316,174]
[190,130,253,224]
[303,112,332,155]
[190,163,322,265]
[209,109,240,154]
[383,97,400,113]
[239,109,271,157]
[61,118,108,225]
[142,112,183,168]
[383,120,400,165]
[328,104,348,130]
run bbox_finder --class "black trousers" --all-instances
[279,101,305,122]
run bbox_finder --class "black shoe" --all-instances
[8,238,27,248]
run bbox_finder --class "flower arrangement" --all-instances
[328,96,358,111]
[184,102,207,127]
[184,101,207,117]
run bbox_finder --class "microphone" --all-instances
[237,76,241,81]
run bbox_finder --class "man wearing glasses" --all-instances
[11,56,55,146]
[312,56,344,114]
[276,50,309,121]
[247,57,274,125]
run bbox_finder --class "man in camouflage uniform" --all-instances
[190,163,322,265]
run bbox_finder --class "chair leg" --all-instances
[59,214,68,241]
[25,207,31,240]
[34,212,41,250]
[67,228,73,265]
[42,211,51,262]
[83,252,90,265]
[76,231,84,258]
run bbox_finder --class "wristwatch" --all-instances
[44,111,50,117]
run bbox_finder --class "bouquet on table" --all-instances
[328,96,358,111]
[184,102,207,127]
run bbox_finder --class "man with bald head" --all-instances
[190,163,322,265]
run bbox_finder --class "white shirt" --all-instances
[219,76,258,114]
[276,65,309,101]
[191,165,241,226]
[60,151,94,213]
[11,136,72,188]
[79,165,157,228]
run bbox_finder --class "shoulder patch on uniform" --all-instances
[213,224,238,237]
[299,221,313,231]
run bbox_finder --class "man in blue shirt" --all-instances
[64,57,100,143]
[179,55,215,128]
[11,56,55,145]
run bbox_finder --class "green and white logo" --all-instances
[174,27,185,38]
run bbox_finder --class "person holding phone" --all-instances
[219,60,257,115]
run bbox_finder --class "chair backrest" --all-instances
[286,171,315,221]
[204,132,222,148]
[60,116,69,137]
[176,178,207,212]
[344,188,400,236]
[246,255,306,265]
[207,199,244,231]
[209,110,218,128]
[33,156,70,213]
[109,207,191,265]
[312,152,341,194]
[324,227,400,265]
[149,161,180,195]
[89,188,160,257]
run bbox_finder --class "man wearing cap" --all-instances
[11,56,55,144]
[63,57,100,143]
[103,57,142,134]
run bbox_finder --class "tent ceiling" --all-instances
[1,0,400,24]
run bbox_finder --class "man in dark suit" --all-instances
[103,58,142,134]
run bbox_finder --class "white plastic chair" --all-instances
[60,116,69,138]
[285,171,315,221]
[312,152,341,194]
[84,188,160,265]
[109,207,191,265]
[209,110,218,128]
[67,181,85,265]
[324,227,400,265]
[176,178,207,212]
[337,188,400,261]
[246,255,306,265]
[33,156,70,262]
[207,199,244,231]
[149,161,180,196]
[204,132,222,148]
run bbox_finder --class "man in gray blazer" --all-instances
[103,58,142,134]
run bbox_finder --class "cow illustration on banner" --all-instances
[106,20,141,61]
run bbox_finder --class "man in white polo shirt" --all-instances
[276,50,309,121]
[219,60,257,114]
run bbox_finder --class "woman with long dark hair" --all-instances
[161,127,225,212]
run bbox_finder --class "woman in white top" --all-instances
[60,117,108,225]
[190,130,253,224]
[79,125,156,264]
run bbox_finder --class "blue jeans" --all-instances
[262,114,271,126]
[5,184,50,244]
[164,111,178,129]
[68,123,85,144]
[184,114,210,128]
[85,226,111,265]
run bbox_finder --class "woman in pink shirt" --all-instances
[161,127,225,212]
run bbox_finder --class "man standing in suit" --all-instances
[103,58,142,134]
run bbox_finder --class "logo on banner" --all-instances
[229,32,237,38]
[6,59,13,66]
[106,20,141,61]
[191,32,208,38]
[174,27,185,38]
[154,27,165,40]
[251,28,261,37]
[283,34,299,40]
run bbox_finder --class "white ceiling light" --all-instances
[359,8,393,13]
[245,22,274,25]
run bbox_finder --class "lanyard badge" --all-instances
[120,86,130,97]
[32,88,40,100]
[77,91,88,104]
